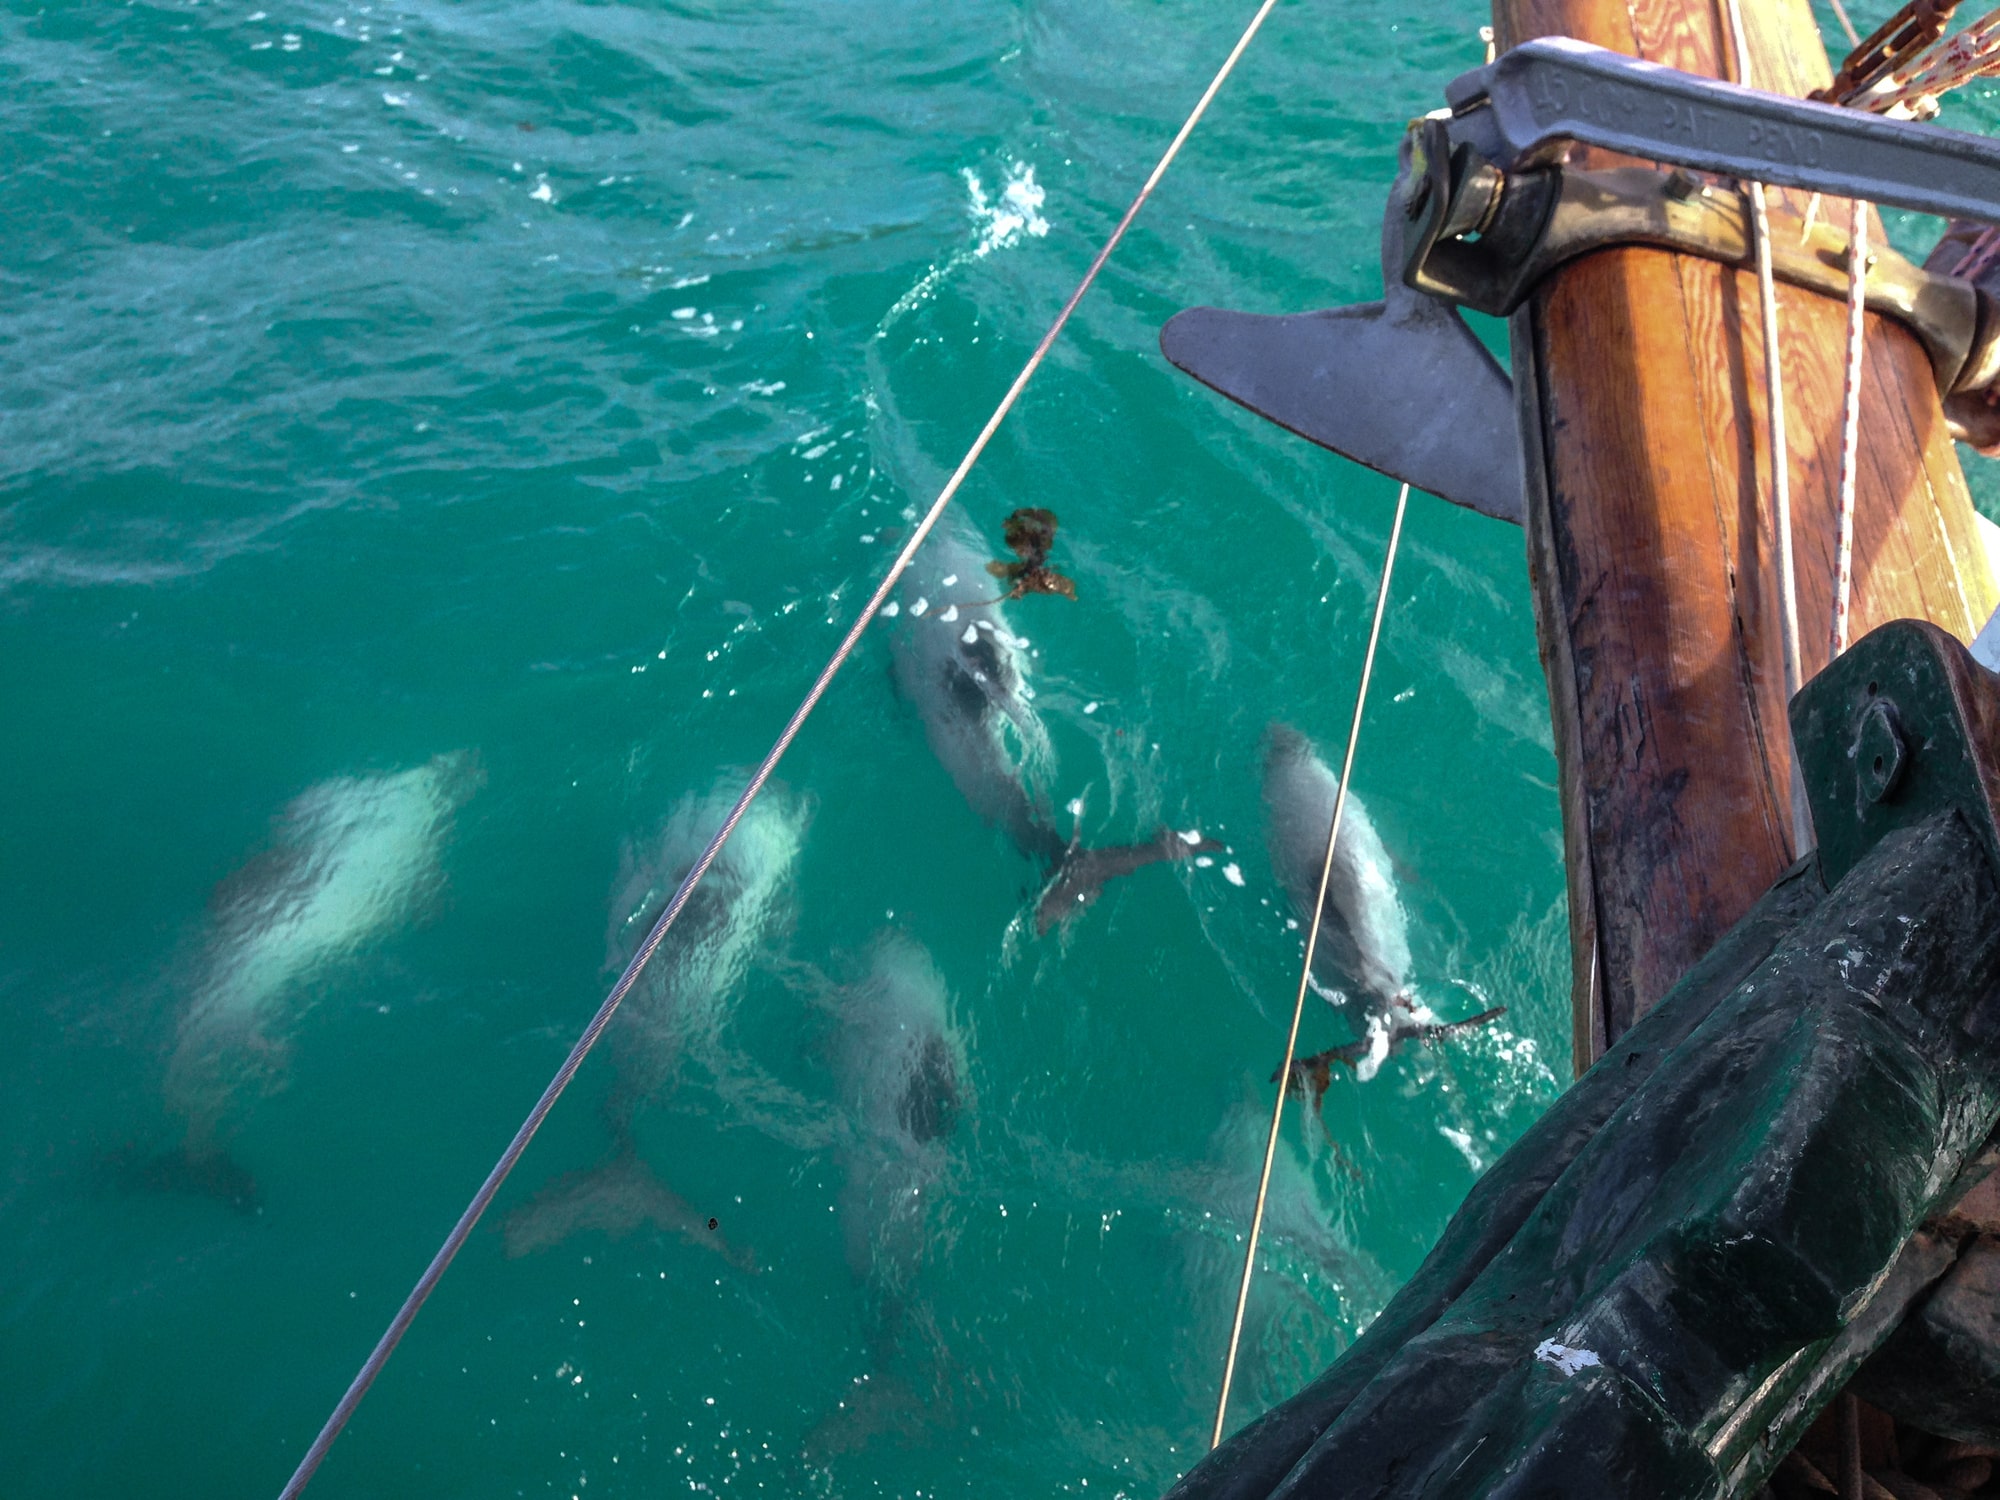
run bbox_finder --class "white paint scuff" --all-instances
[1534,1339,1602,1378]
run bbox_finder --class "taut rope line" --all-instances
[1831,198,1869,661]
[274,2,1284,1494]
[1722,0,1813,855]
[1211,480,1410,1450]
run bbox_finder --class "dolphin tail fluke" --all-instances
[1411,1004,1508,1044]
[1033,825,1225,933]
[109,1141,262,1213]
[501,1152,755,1271]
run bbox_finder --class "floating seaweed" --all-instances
[984,506,1077,601]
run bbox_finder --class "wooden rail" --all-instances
[1494,0,2000,1066]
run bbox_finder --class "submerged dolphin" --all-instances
[1262,723,1412,1013]
[890,524,1217,930]
[807,933,965,1458]
[145,752,480,1208]
[832,934,962,1292]
[1262,724,1499,1086]
[502,777,808,1269]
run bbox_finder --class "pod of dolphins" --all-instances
[131,518,1504,1455]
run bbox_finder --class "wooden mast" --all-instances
[1493,0,2000,1068]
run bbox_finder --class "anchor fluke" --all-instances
[1159,298,1524,525]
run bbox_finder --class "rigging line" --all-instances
[1803,0,1859,248]
[273,1,1287,1495]
[1831,197,1868,661]
[1210,480,1410,1452]
[1722,0,1814,856]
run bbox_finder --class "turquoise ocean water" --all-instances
[13,1,1985,1496]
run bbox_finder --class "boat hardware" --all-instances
[1398,126,1998,396]
[1818,0,1958,108]
[1790,617,2000,887]
[1170,618,2000,1500]
[1161,168,1523,525]
[1442,37,2000,225]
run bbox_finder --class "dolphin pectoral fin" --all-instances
[1412,1005,1507,1046]
[109,1141,263,1214]
[502,1153,755,1272]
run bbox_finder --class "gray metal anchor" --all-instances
[1161,37,2000,520]
[1160,143,1525,525]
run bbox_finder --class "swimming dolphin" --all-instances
[144,752,480,1209]
[806,933,965,1458]
[890,523,1217,930]
[1261,722,1412,1015]
[831,934,962,1291]
[501,777,808,1268]
[1261,725,1501,1088]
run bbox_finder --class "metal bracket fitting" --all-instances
[1791,618,2000,889]
[1443,38,2000,225]
[1399,114,1991,393]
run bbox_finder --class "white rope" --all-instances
[1211,481,1410,1450]
[1831,198,1869,660]
[1723,0,1814,855]
[274,3,1286,1494]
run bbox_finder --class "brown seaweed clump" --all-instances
[985,507,1076,601]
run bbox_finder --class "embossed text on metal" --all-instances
[1445,37,2000,225]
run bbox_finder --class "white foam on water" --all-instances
[1222,862,1245,886]
[882,601,899,618]
[1194,856,1214,869]
[1178,829,1202,845]
[942,573,957,586]
[938,604,958,622]
[961,625,978,644]
[1439,1124,1484,1172]
[964,161,1050,257]
[910,598,928,617]
[1082,701,1098,714]
[1352,1013,1393,1083]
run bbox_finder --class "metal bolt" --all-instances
[1856,698,1909,804]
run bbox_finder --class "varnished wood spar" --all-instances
[1492,0,2000,1069]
